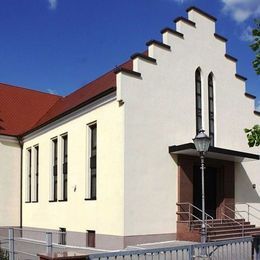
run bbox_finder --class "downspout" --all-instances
[17,136,23,229]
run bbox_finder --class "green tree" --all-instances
[0,248,9,260]
[245,125,260,147]
[251,19,260,74]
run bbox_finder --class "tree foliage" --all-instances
[250,19,260,74]
[244,125,260,147]
[0,248,9,260]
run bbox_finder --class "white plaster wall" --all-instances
[22,100,124,236]
[117,9,260,235]
[0,137,21,226]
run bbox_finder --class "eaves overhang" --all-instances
[169,143,260,162]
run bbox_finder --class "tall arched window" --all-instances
[195,68,202,134]
[208,73,214,146]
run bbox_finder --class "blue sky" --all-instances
[0,0,259,109]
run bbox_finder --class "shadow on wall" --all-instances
[235,163,260,204]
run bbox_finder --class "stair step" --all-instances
[209,236,252,242]
[208,228,259,236]
[207,225,256,231]
[192,222,251,229]
[191,219,246,224]
[208,230,258,239]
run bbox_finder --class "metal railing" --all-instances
[224,203,260,223]
[176,202,214,230]
[236,203,260,222]
[221,205,245,237]
[0,227,111,260]
[87,237,253,260]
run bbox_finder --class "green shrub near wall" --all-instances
[0,248,9,260]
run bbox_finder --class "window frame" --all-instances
[59,227,66,245]
[50,138,58,202]
[85,122,97,200]
[26,148,32,203]
[195,68,203,134]
[60,134,68,201]
[33,145,39,202]
[208,73,215,146]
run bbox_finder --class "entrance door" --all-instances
[193,166,217,219]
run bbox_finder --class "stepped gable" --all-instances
[0,83,61,136]
[29,59,133,134]
[2,6,259,137]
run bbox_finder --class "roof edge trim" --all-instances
[160,28,184,39]
[21,86,116,137]
[169,143,260,160]
[186,6,217,22]
[173,17,196,27]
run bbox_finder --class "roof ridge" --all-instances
[64,59,131,98]
[30,96,64,131]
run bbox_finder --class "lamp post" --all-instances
[193,129,211,247]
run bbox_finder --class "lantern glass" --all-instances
[193,130,211,153]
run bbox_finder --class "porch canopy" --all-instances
[169,143,260,162]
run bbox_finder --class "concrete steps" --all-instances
[190,218,260,241]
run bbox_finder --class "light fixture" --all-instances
[193,129,211,255]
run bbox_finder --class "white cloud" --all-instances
[166,0,190,3]
[221,0,260,22]
[240,26,253,41]
[48,0,58,10]
[47,88,58,95]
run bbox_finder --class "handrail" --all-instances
[226,203,260,222]
[221,205,244,237]
[176,202,214,229]
[244,204,260,222]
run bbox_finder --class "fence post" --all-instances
[253,234,260,260]
[188,244,194,260]
[8,228,14,260]
[46,232,53,255]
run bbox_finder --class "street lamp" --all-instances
[193,129,211,247]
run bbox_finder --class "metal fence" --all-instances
[0,227,111,260]
[0,228,258,260]
[88,237,254,260]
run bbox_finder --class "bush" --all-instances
[0,248,9,260]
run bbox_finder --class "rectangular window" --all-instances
[34,145,39,202]
[59,227,66,245]
[208,74,215,146]
[26,148,32,202]
[61,134,68,201]
[89,124,97,200]
[51,138,58,201]
[195,69,202,134]
[86,230,95,247]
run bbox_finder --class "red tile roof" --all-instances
[0,83,61,136]
[0,59,133,137]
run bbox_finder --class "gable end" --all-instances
[245,93,256,99]
[160,28,184,39]
[146,40,171,50]
[235,73,247,81]
[225,54,238,62]
[214,33,228,42]
[114,67,142,78]
[186,6,217,22]
[173,17,196,27]
[131,53,157,64]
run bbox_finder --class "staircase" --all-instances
[176,202,260,242]
[191,218,260,241]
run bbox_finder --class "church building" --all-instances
[0,6,259,250]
